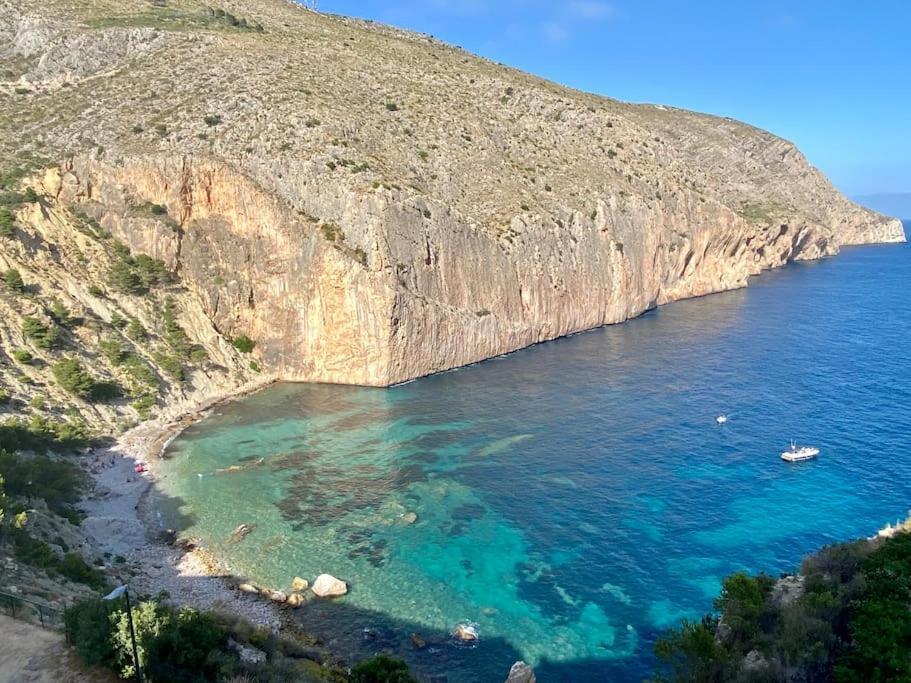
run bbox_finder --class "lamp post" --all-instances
[103,584,142,683]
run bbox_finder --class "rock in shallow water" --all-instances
[286,592,304,608]
[228,523,256,544]
[505,661,536,683]
[453,623,479,642]
[291,576,309,592]
[311,573,348,597]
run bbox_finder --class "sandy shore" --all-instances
[79,379,283,629]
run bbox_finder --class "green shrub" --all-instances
[48,300,72,326]
[0,208,15,237]
[88,284,105,297]
[52,359,96,397]
[22,316,61,349]
[154,352,184,382]
[22,187,39,203]
[100,338,128,365]
[59,552,109,590]
[143,607,226,682]
[713,571,774,646]
[11,348,32,364]
[134,254,172,288]
[385,102,399,112]
[3,268,25,292]
[0,416,90,452]
[124,355,158,390]
[230,335,255,354]
[126,318,147,342]
[655,617,732,682]
[108,258,145,294]
[12,530,58,567]
[132,393,157,419]
[204,114,222,127]
[109,312,127,329]
[350,655,417,683]
[64,599,116,666]
[0,449,85,514]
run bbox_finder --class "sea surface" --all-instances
[157,231,910,682]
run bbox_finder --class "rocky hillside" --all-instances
[0,0,904,404]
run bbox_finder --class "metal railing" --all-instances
[0,589,66,633]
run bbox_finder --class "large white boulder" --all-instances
[311,573,348,597]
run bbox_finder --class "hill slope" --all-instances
[0,0,904,404]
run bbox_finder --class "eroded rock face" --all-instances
[43,154,904,388]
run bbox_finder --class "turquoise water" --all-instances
[157,234,910,682]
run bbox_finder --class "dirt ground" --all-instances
[0,614,116,683]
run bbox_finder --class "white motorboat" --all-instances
[715,415,728,425]
[781,441,819,462]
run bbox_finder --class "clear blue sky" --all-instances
[317,0,910,197]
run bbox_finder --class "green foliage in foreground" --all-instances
[654,531,911,682]
[65,596,408,682]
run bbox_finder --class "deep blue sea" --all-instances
[157,230,910,682]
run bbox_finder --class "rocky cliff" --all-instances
[0,0,904,411]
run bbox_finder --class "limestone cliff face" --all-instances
[0,0,905,394]
[46,152,903,388]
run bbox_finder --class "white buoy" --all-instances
[716,415,728,425]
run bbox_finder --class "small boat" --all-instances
[715,415,728,425]
[781,441,820,462]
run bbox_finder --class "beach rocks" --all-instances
[506,661,536,683]
[228,523,256,544]
[291,576,309,592]
[286,592,304,608]
[238,583,260,595]
[311,573,348,597]
[264,589,287,603]
[453,623,479,642]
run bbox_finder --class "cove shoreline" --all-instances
[79,375,302,634]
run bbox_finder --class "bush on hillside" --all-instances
[52,359,97,397]
[0,448,85,515]
[229,335,255,354]
[0,207,15,237]
[22,316,61,349]
[0,416,90,452]
[3,268,25,292]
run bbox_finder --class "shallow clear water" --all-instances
[157,234,910,682]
